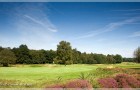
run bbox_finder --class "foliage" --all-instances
[65,79,92,88]
[93,54,106,64]
[115,74,140,88]
[78,72,86,80]
[56,41,72,65]
[45,49,56,64]
[0,48,16,67]
[1,41,126,64]
[48,79,92,88]
[98,74,140,88]
[114,54,123,63]
[106,54,116,64]
[72,48,81,64]
[123,58,134,62]
[30,50,46,64]
[134,46,140,63]
[98,78,118,88]
[13,44,31,64]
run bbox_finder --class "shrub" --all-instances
[115,74,140,88]
[47,79,92,89]
[65,79,92,88]
[98,78,118,88]
[47,84,64,88]
[98,74,140,88]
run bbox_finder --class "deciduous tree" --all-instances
[134,47,140,63]
[0,48,16,67]
[56,41,72,65]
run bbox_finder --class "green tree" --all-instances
[56,41,72,65]
[134,47,140,63]
[87,53,97,64]
[45,49,56,64]
[80,52,88,64]
[0,48,16,67]
[123,58,134,62]
[114,54,123,63]
[106,54,116,64]
[30,50,46,64]
[72,48,81,64]
[93,54,106,64]
[17,44,31,64]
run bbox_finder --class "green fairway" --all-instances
[0,64,98,87]
[0,63,139,88]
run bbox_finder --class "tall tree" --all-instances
[134,47,140,63]
[93,54,106,64]
[114,54,123,63]
[30,50,46,64]
[0,48,16,67]
[80,52,88,64]
[17,44,31,64]
[45,49,56,64]
[87,53,97,64]
[72,48,81,64]
[106,54,116,64]
[56,41,72,65]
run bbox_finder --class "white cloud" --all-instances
[8,3,59,50]
[75,17,140,39]
[24,15,57,32]
[130,31,140,37]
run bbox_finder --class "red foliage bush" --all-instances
[65,79,92,88]
[98,74,140,88]
[47,84,64,88]
[115,74,140,88]
[47,79,92,89]
[98,78,118,88]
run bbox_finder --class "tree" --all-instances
[16,44,31,64]
[0,48,16,67]
[56,41,72,65]
[80,52,88,64]
[93,54,106,64]
[134,47,140,63]
[114,54,123,63]
[123,58,134,62]
[45,49,56,64]
[72,48,81,64]
[106,54,116,64]
[30,50,46,64]
[87,53,97,64]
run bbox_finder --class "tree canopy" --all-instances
[0,41,129,66]
[134,47,140,63]
[56,41,72,65]
[0,48,16,66]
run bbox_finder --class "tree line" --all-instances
[0,41,139,67]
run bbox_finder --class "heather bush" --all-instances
[47,79,92,89]
[65,79,92,88]
[47,84,64,88]
[98,74,140,88]
[98,78,118,88]
[115,74,140,88]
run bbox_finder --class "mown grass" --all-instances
[0,62,139,88]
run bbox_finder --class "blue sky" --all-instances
[0,2,140,57]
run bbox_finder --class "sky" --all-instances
[0,2,140,58]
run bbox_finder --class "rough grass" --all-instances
[0,62,139,88]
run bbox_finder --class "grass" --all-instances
[0,62,139,88]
